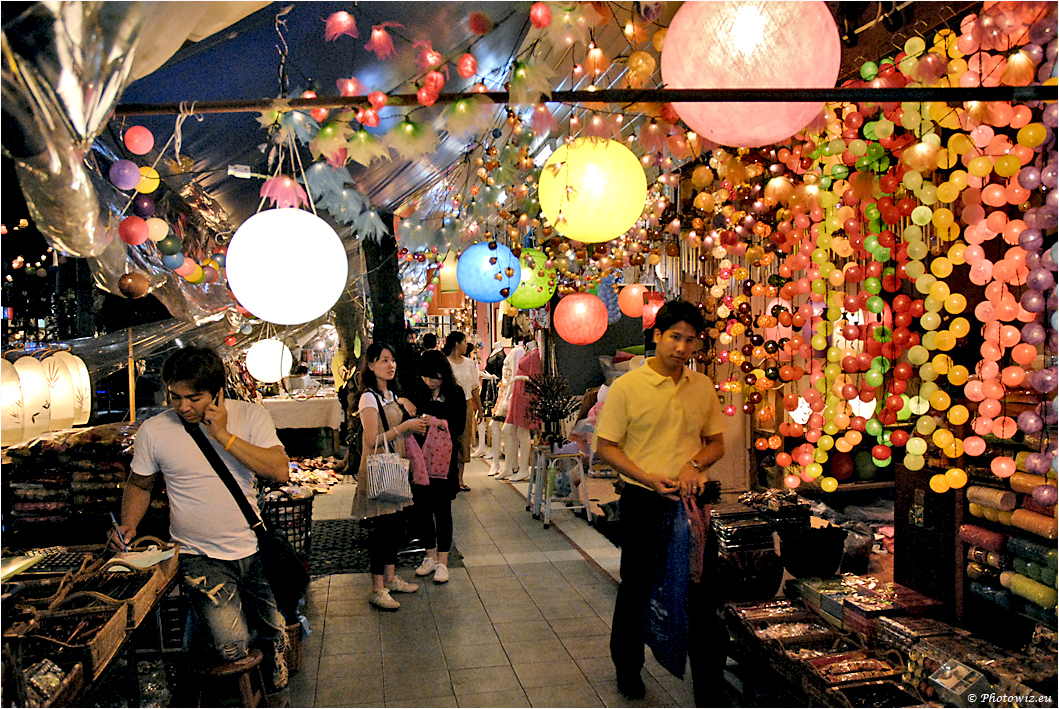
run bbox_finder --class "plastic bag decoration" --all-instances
[660,1,841,148]
[456,242,522,303]
[2,3,149,258]
[538,138,647,244]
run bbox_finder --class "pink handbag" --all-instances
[404,434,429,486]
[421,416,453,479]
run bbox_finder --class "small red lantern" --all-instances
[529,2,551,29]
[554,293,608,345]
[457,53,478,79]
[642,292,665,330]
[617,283,648,317]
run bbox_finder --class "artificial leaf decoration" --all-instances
[508,59,554,106]
[441,96,495,139]
[302,163,354,201]
[324,11,358,41]
[364,21,403,60]
[310,121,354,162]
[385,118,438,161]
[531,103,558,135]
[353,208,388,241]
[346,129,391,166]
[261,175,308,209]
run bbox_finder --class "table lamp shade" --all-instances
[1,359,25,446]
[13,357,51,441]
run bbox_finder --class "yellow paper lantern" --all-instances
[538,138,647,243]
[13,357,51,441]
[1,359,25,446]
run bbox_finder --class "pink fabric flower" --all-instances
[260,175,308,209]
[364,22,403,60]
[324,11,358,41]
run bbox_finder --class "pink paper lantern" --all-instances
[660,1,840,147]
[554,293,608,345]
[618,284,648,317]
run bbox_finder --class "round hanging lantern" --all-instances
[618,284,649,317]
[42,355,75,431]
[1,359,25,446]
[13,356,51,441]
[660,1,841,147]
[456,242,521,303]
[554,293,608,345]
[538,138,647,243]
[642,292,665,330]
[506,248,556,310]
[245,339,294,383]
[226,208,349,325]
[54,351,91,424]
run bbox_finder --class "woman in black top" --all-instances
[407,350,466,583]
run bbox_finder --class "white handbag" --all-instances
[365,392,412,503]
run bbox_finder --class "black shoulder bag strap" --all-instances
[182,421,266,534]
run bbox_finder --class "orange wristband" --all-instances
[225,434,237,451]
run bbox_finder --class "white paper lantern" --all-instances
[13,357,51,441]
[1,359,25,446]
[246,339,294,383]
[42,355,75,431]
[54,351,91,424]
[226,208,349,325]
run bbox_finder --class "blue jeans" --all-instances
[179,553,288,691]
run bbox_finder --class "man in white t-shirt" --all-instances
[113,346,292,696]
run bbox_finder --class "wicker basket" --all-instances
[261,496,314,560]
[29,605,126,680]
[284,621,303,674]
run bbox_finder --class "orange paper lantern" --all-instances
[618,284,649,317]
[554,293,608,345]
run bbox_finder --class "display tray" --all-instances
[803,650,905,687]
[825,679,923,708]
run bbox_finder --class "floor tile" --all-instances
[443,642,508,669]
[383,669,452,700]
[456,689,530,707]
[318,651,382,678]
[574,656,617,683]
[500,637,571,665]
[462,553,508,567]
[502,551,551,565]
[492,620,557,644]
[524,683,603,708]
[468,574,525,592]
[560,634,611,659]
[549,615,610,638]
[314,672,383,706]
[466,565,517,580]
[536,598,598,620]
[485,603,544,624]
[545,549,586,562]
[512,658,588,689]
[386,697,458,708]
[383,648,448,673]
[591,677,677,708]
[449,665,522,696]
[323,613,379,636]
[437,622,500,648]
[322,631,384,656]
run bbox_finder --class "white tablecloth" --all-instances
[261,397,342,430]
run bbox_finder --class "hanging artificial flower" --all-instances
[584,45,610,76]
[541,4,589,49]
[531,102,558,135]
[326,188,370,224]
[583,112,611,139]
[368,91,389,110]
[303,163,354,203]
[666,133,689,160]
[417,86,439,107]
[357,107,380,128]
[529,2,551,29]
[608,113,625,140]
[414,40,444,70]
[324,11,358,41]
[468,11,492,35]
[310,121,354,164]
[346,129,391,166]
[364,21,403,60]
[260,175,308,209]
[638,121,667,155]
[508,59,554,106]
[353,208,389,241]
[337,77,364,97]
[456,53,478,79]
[385,118,439,161]
[441,96,495,139]
[418,69,447,106]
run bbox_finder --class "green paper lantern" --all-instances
[506,248,556,310]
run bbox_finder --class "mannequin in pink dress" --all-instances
[497,343,540,482]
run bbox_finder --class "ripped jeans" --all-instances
[179,553,288,691]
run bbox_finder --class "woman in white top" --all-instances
[349,342,428,611]
[443,332,481,491]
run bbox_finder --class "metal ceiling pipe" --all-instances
[113,85,1053,117]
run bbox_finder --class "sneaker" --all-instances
[415,557,437,577]
[384,576,419,593]
[369,589,400,611]
[433,563,449,584]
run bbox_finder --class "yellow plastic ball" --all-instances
[947,365,969,385]
[994,154,1021,177]
[929,281,950,301]
[916,416,937,435]
[1017,123,1046,148]
[967,156,993,177]
[930,257,953,278]
[935,331,956,351]
[137,166,161,194]
[944,294,967,314]
[929,474,950,494]
[945,467,968,489]
[929,390,951,411]
[932,428,955,448]
[932,354,953,374]
[949,317,970,337]
[947,405,969,425]
[820,477,839,493]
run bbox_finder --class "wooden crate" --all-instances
[29,606,126,680]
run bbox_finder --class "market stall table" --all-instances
[260,395,343,452]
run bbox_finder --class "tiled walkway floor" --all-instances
[289,459,697,707]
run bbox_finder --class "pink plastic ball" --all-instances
[992,416,1018,439]
[124,126,155,155]
[991,456,1016,478]
[119,216,149,245]
[964,436,987,456]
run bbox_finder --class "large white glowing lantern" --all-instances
[54,351,91,424]
[42,355,75,430]
[538,139,647,244]
[226,208,349,325]
[13,357,51,441]
[554,293,608,345]
[245,339,294,383]
[661,1,841,147]
[2,359,25,446]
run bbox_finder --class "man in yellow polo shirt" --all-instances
[595,300,726,704]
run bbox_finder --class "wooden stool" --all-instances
[193,647,267,707]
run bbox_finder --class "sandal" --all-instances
[459,484,471,492]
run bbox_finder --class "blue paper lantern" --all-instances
[456,242,521,303]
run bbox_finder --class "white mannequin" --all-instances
[497,340,538,482]
[472,343,503,458]
[490,342,525,476]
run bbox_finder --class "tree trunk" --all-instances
[361,224,417,391]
